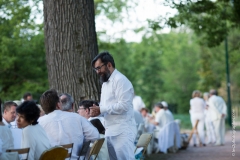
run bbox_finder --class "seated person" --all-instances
[78,100,109,160]
[38,90,99,160]
[16,101,51,160]
[140,108,155,133]
[0,98,14,152]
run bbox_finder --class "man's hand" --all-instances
[89,104,101,117]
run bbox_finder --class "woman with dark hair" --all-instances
[16,101,51,160]
[0,98,14,153]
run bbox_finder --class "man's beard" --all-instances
[100,70,111,84]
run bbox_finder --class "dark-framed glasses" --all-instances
[93,64,106,72]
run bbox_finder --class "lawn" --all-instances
[173,114,192,131]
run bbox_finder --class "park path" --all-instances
[146,130,240,160]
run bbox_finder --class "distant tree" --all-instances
[43,0,100,109]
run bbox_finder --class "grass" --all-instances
[173,114,192,131]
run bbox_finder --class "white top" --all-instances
[38,110,99,160]
[99,69,136,136]
[155,109,174,132]
[0,125,14,152]
[190,97,205,115]
[166,110,174,121]
[208,95,227,121]
[132,95,146,111]
[21,124,51,160]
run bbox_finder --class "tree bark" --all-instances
[43,0,100,110]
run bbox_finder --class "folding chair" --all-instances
[39,146,68,160]
[134,133,152,157]
[187,119,202,146]
[60,143,74,159]
[87,138,105,160]
[6,148,30,160]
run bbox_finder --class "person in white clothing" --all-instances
[208,89,227,146]
[133,95,146,112]
[189,90,206,146]
[203,92,216,144]
[161,101,174,121]
[149,102,174,139]
[16,101,51,160]
[90,51,137,160]
[39,89,99,160]
[2,101,17,128]
[78,100,110,160]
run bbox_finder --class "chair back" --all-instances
[135,133,152,155]
[88,138,105,160]
[60,143,74,159]
[39,146,68,160]
[6,148,30,160]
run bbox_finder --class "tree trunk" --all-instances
[43,0,100,110]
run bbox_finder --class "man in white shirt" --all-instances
[133,95,146,112]
[38,89,99,160]
[208,89,227,146]
[161,101,174,121]
[90,51,137,160]
[2,101,17,128]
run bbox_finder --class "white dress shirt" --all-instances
[0,125,14,152]
[38,110,99,160]
[99,69,136,137]
[190,97,206,116]
[21,124,51,160]
[208,95,227,121]
[2,118,11,128]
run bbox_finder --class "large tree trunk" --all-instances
[43,0,100,110]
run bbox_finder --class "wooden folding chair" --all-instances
[39,146,68,160]
[78,141,91,160]
[60,143,74,159]
[134,133,152,157]
[6,148,30,160]
[87,138,105,160]
[187,119,202,146]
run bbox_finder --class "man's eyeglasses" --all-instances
[93,64,105,72]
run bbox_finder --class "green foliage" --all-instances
[158,0,240,47]
[0,0,48,101]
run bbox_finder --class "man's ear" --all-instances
[56,102,61,110]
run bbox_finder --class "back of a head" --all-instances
[91,51,115,68]
[161,101,168,108]
[16,101,40,125]
[192,90,201,98]
[40,89,59,114]
[155,102,164,109]
[59,93,74,111]
[23,92,32,101]
[209,89,218,96]
[90,118,105,134]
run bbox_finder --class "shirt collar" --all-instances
[108,69,117,82]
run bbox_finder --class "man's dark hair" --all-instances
[16,101,40,125]
[3,101,17,112]
[78,100,99,112]
[154,102,164,109]
[23,92,32,100]
[40,89,59,114]
[91,51,115,68]
[90,118,105,134]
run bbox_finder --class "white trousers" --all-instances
[213,118,225,145]
[205,119,216,143]
[190,114,205,145]
[107,129,136,160]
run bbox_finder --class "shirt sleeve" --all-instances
[80,116,99,142]
[100,77,134,115]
